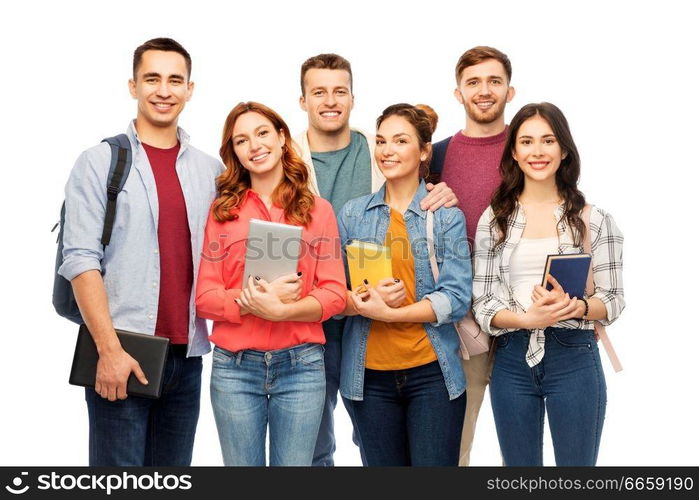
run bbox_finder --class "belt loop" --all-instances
[290,347,297,368]
[235,350,243,367]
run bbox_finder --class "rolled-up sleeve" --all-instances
[471,208,509,335]
[590,208,625,326]
[424,291,452,326]
[58,150,107,281]
[307,203,347,322]
[195,210,243,324]
[425,208,472,327]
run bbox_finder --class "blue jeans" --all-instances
[490,328,607,466]
[211,343,326,466]
[313,319,361,466]
[348,360,466,466]
[85,345,202,466]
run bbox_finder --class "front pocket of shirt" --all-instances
[217,235,248,283]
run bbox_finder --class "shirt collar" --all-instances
[127,120,190,152]
[365,180,429,219]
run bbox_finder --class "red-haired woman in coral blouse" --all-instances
[196,102,346,466]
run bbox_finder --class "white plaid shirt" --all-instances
[472,203,625,367]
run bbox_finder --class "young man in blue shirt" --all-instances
[59,38,222,466]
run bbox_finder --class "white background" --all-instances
[1,0,697,466]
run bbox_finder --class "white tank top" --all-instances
[509,237,559,310]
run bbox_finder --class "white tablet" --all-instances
[243,218,302,284]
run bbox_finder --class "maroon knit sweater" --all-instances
[440,128,507,249]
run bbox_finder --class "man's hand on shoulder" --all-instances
[421,182,459,211]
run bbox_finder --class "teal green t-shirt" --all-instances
[311,131,372,215]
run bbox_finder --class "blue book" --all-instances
[541,254,592,299]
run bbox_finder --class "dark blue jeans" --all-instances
[348,360,466,466]
[85,345,202,466]
[312,318,362,466]
[490,328,607,466]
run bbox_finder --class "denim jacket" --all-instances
[58,121,223,356]
[337,181,471,401]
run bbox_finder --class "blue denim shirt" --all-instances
[58,121,223,356]
[337,181,471,400]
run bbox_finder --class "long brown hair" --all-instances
[213,101,315,226]
[491,102,586,247]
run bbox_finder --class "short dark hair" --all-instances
[455,46,511,84]
[133,37,192,80]
[300,53,353,95]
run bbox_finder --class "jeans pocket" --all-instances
[212,346,234,365]
[296,344,325,368]
[495,333,511,350]
[550,330,593,350]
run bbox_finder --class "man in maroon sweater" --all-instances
[429,46,515,466]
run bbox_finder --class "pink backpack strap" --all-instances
[582,205,623,373]
[426,210,439,281]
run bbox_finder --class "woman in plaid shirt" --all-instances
[472,102,624,466]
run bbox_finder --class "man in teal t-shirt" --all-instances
[294,53,457,466]
[312,130,371,214]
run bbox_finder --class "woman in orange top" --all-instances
[338,104,471,465]
[196,102,346,466]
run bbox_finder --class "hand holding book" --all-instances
[521,289,581,330]
[520,274,586,329]
[532,274,569,304]
[374,277,406,308]
[350,282,395,322]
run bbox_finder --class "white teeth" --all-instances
[383,160,398,165]
[252,153,269,161]
[476,102,493,109]
[321,111,339,117]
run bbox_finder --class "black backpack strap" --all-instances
[100,134,133,246]
[428,136,452,182]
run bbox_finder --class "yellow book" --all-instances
[346,240,393,291]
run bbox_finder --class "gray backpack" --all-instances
[52,134,133,324]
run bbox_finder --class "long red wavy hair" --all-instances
[213,101,315,225]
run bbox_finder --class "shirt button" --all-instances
[152,282,157,288]
[154,249,159,254]
[148,314,154,320]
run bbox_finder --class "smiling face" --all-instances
[454,58,514,125]
[128,50,193,129]
[375,115,428,182]
[512,115,566,184]
[231,111,285,178]
[300,68,353,135]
